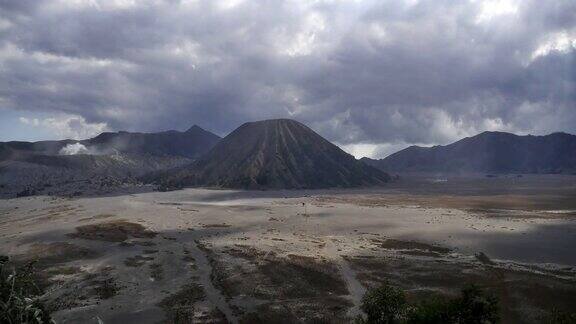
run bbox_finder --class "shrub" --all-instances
[0,256,54,324]
[406,298,454,324]
[357,284,499,324]
[358,283,408,324]
[450,285,499,324]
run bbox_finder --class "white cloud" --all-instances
[475,0,519,23]
[19,114,109,140]
[49,0,157,10]
[218,0,246,10]
[2,0,575,147]
[531,31,576,61]
[19,117,40,126]
[339,142,423,159]
[279,11,327,57]
[339,143,380,159]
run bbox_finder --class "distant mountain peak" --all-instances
[185,124,204,132]
[364,131,576,174]
[0,126,222,160]
[241,118,305,127]
[478,130,516,136]
[251,118,296,123]
[154,118,390,189]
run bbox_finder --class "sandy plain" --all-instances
[0,174,575,323]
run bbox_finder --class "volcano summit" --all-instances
[155,119,390,189]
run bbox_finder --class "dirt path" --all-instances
[187,239,238,324]
[324,237,366,317]
[137,196,238,323]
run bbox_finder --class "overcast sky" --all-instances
[1,0,575,158]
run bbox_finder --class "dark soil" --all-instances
[239,296,352,324]
[91,277,120,300]
[374,239,451,254]
[124,255,154,267]
[202,223,231,228]
[157,282,206,323]
[400,250,441,257]
[68,221,157,242]
[149,263,163,281]
[78,213,117,222]
[205,245,353,322]
[17,242,100,267]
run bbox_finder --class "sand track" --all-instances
[187,239,238,324]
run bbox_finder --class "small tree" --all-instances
[451,284,499,324]
[359,283,408,324]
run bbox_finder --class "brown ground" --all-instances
[314,173,576,216]
[16,242,100,267]
[374,238,451,254]
[315,194,576,216]
[68,220,157,242]
[157,282,206,323]
[205,244,353,322]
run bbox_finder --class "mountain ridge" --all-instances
[0,125,221,197]
[363,131,576,174]
[0,125,221,160]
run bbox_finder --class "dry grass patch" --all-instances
[149,263,163,281]
[90,277,120,300]
[158,282,205,323]
[208,245,352,321]
[46,266,82,276]
[374,238,451,254]
[18,242,99,267]
[124,255,154,267]
[68,220,157,242]
[202,223,231,228]
[77,213,116,222]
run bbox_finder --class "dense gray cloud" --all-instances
[0,0,575,157]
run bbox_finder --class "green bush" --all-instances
[406,298,454,324]
[359,283,408,324]
[0,256,54,324]
[356,283,499,324]
[449,285,499,324]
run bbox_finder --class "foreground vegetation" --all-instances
[0,256,53,324]
[2,250,574,324]
[356,283,500,324]
[356,283,576,324]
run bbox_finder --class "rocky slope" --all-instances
[0,125,220,161]
[82,125,220,158]
[0,153,191,198]
[363,131,576,174]
[0,125,220,197]
[154,119,390,189]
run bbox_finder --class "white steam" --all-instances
[59,143,90,155]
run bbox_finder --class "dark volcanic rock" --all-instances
[0,125,220,160]
[364,131,576,174]
[0,125,221,197]
[155,119,390,189]
[82,125,220,158]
